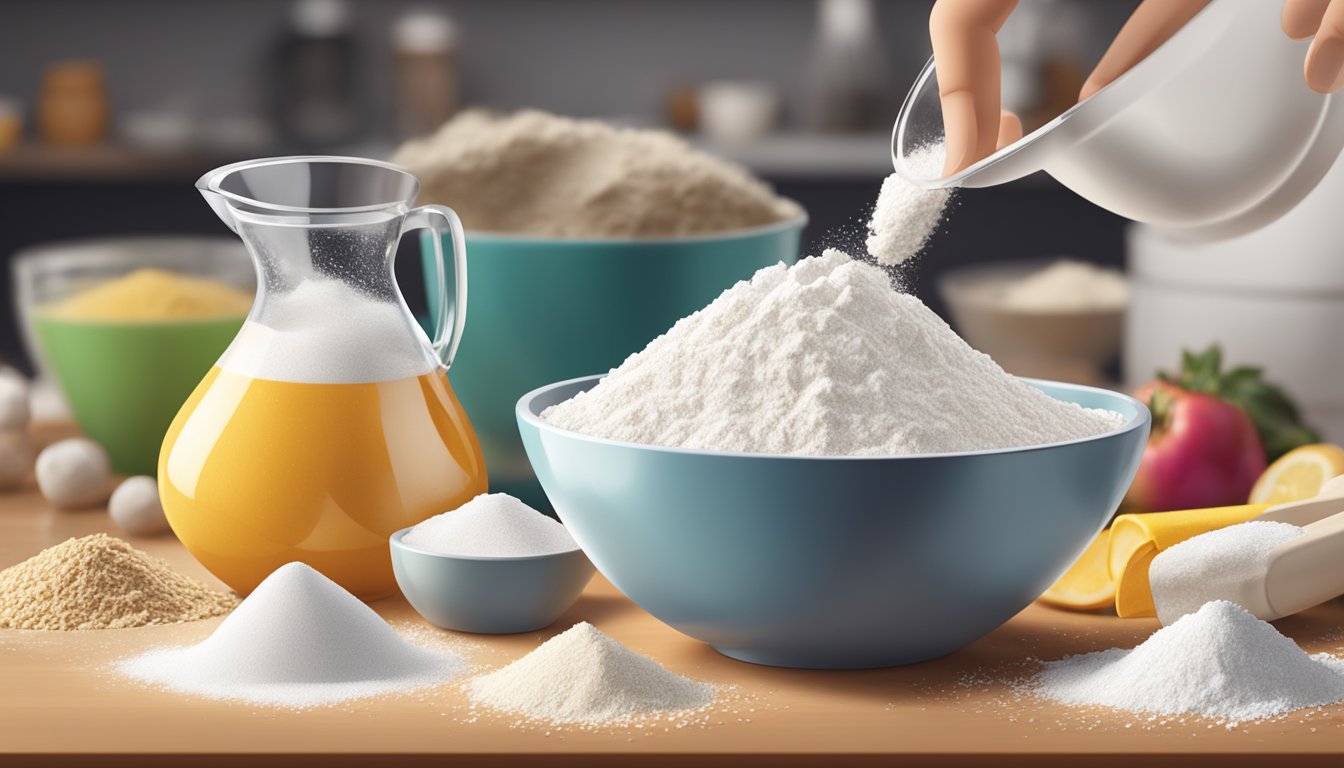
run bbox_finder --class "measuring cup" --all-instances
[894,0,1344,242]
[1149,474,1344,624]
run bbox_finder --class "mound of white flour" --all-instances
[1032,600,1344,724]
[403,493,578,558]
[542,250,1124,456]
[466,622,714,725]
[999,260,1128,312]
[394,109,802,238]
[118,563,464,708]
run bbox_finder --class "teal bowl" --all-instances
[517,375,1150,669]
[389,527,595,634]
[423,216,805,510]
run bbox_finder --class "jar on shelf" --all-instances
[38,61,109,146]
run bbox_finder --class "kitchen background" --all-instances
[0,0,1143,373]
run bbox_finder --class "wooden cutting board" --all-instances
[2,424,1343,767]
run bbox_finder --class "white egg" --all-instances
[0,376,30,431]
[0,431,35,490]
[108,475,170,536]
[35,438,111,510]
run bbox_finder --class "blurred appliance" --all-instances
[699,81,779,143]
[997,1,1051,119]
[392,10,460,140]
[997,0,1088,134]
[269,0,361,148]
[120,108,195,152]
[1126,153,1344,441]
[801,0,888,132]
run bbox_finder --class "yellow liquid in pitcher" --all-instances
[159,366,487,600]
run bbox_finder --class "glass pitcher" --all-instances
[160,156,487,600]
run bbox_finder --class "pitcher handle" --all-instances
[404,204,468,370]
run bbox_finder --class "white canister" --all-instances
[1125,151,1344,441]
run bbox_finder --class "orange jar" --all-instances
[38,61,108,145]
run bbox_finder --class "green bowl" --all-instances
[423,217,805,509]
[33,316,243,476]
[14,237,253,476]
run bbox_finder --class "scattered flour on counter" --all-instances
[1150,521,1306,626]
[217,277,437,384]
[402,493,578,558]
[466,622,715,726]
[542,250,1125,456]
[866,143,953,266]
[998,260,1129,312]
[1031,600,1344,725]
[393,109,803,238]
[118,562,465,708]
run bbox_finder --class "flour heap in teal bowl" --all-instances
[519,251,1148,669]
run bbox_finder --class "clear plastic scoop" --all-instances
[893,0,1344,242]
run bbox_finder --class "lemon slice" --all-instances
[1249,443,1344,506]
[1039,530,1114,611]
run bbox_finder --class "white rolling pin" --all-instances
[1257,509,1344,621]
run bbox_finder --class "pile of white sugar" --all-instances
[394,109,802,239]
[466,622,714,725]
[866,143,953,266]
[1150,521,1305,626]
[219,278,437,384]
[118,562,465,707]
[543,250,1125,456]
[997,260,1129,312]
[1031,600,1344,725]
[403,493,578,558]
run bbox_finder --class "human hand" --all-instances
[1283,0,1344,93]
[931,0,1344,178]
[928,0,1024,178]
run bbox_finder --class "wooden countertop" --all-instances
[2,426,1344,766]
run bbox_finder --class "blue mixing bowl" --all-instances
[423,216,805,511]
[517,375,1149,669]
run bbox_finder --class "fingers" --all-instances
[1284,0,1331,39]
[929,0,1018,176]
[1080,0,1212,102]
[1305,0,1344,92]
[939,90,980,177]
[997,110,1023,149]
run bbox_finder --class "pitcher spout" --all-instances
[197,182,239,233]
[193,155,469,375]
[195,155,421,221]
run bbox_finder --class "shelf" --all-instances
[0,144,237,183]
